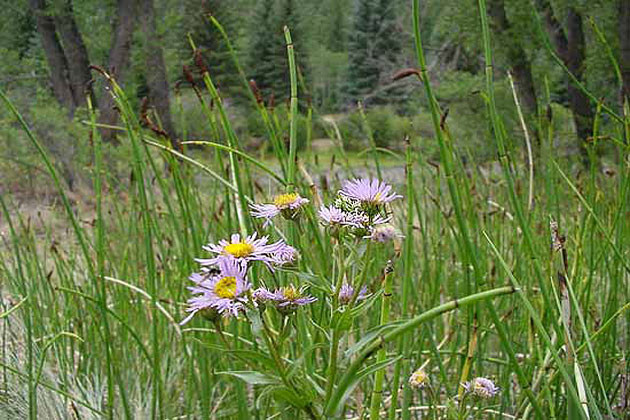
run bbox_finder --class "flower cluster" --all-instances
[319,178,401,238]
[182,231,300,324]
[181,178,401,325]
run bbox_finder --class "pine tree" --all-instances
[270,0,308,102]
[345,0,406,106]
[247,0,277,100]
[346,0,379,102]
[184,0,242,99]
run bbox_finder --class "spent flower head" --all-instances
[463,377,500,399]
[409,368,430,389]
[181,258,250,324]
[250,193,309,227]
[368,224,402,243]
[197,232,296,270]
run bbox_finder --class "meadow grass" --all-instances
[1,1,630,419]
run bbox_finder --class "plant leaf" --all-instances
[217,370,280,385]
[326,355,402,416]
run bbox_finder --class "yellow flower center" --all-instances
[224,242,254,258]
[273,193,299,208]
[372,192,382,203]
[282,285,300,301]
[214,276,237,299]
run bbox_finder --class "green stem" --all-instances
[389,136,415,419]
[368,264,394,418]
[325,240,373,406]
[284,26,299,191]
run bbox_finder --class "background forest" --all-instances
[1,0,629,193]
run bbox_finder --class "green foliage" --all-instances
[246,0,308,103]
[247,0,278,100]
[337,106,411,150]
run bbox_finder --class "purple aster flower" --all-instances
[267,285,317,314]
[338,282,368,305]
[197,232,296,270]
[462,377,500,399]
[318,205,349,226]
[180,258,250,325]
[250,193,309,227]
[339,178,402,206]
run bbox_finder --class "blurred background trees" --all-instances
[1,0,629,190]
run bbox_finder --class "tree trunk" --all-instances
[141,0,177,147]
[28,0,75,112]
[536,0,568,61]
[536,0,592,162]
[488,0,539,144]
[619,0,630,108]
[54,0,93,108]
[98,0,137,142]
[566,7,593,162]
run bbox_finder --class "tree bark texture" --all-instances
[488,0,539,144]
[29,0,75,112]
[54,0,93,108]
[536,0,593,161]
[619,0,630,108]
[141,0,177,147]
[566,6,593,160]
[98,0,137,142]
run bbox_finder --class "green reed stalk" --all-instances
[284,26,299,191]
[368,264,394,418]
[484,232,586,418]
[208,16,288,171]
[477,0,563,337]
[104,75,163,417]
[87,95,119,419]
[411,1,546,416]
[198,70,250,235]
[387,137,415,419]
[324,240,373,410]
[0,196,35,419]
